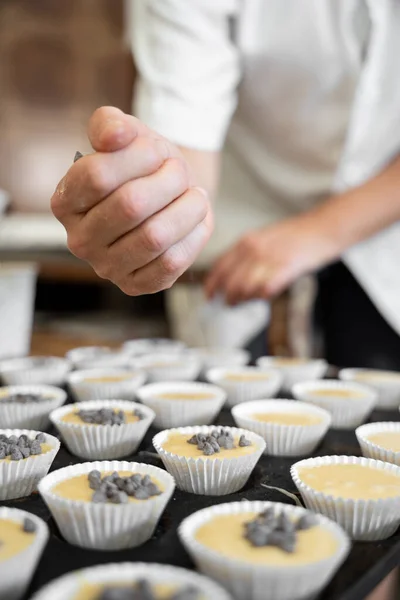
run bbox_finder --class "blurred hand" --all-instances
[205,215,338,305]
[51,107,213,295]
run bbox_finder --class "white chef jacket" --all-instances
[128,0,400,336]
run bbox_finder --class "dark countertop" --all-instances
[2,406,400,600]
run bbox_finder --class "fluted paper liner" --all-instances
[340,368,400,410]
[356,422,400,466]
[50,399,155,460]
[0,507,49,600]
[0,356,71,386]
[38,460,175,550]
[291,455,400,540]
[206,366,283,408]
[0,385,67,430]
[131,353,201,383]
[30,561,232,600]
[137,381,226,429]
[232,399,331,456]
[67,368,147,402]
[256,357,328,395]
[179,500,350,600]
[292,380,377,429]
[153,425,265,495]
[0,428,60,500]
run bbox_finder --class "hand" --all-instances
[204,214,339,305]
[51,107,213,295]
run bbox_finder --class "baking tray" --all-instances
[2,401,399,600]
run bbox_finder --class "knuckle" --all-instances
[141,220,167,254]
[166,157,190,191]
[83,157,110,197]
[67,232,91,260]
[136,137,166,174]
[118,184,144,223]
[93,262,112,281]
[160,248,187,276]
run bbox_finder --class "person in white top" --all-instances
[52,1,400,370]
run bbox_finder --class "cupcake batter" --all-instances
[298,464,400,499]
[83,375,135,384]
[61,411,141,426]
[251,412,322,426]
[270,358,308,367]
[308,389,364,399]
[74,583,194,600]
[162,432,255,459]
[51,471,163,503]
[0,519,36,561]
[368,431,400,452]
[224,373,271,382]
[354,371,400,383]
[195,512,338,566]
[156,392,214,401]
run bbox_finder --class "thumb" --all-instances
[88,106,148,152]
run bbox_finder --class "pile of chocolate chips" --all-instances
[3,393,44,404]
[98,580,199,600]
[187,428,252,456]
[244,507,318,553]
[78,408,144,426]
[88,470,162,504]
[0,433,45,460]
[22,517,37,533]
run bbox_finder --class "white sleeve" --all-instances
[128,0,241,151]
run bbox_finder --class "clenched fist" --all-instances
[51,107,213,295]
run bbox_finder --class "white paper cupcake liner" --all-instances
[38,460,175,550]
[188,347,251,379]
[206,366,283,408]
[65,346,115,368]
[179,500,350,600]
[131,353,201,383]
[30,561,232,600]
[136,381,226,429]
[0,507,49,600]
[50,400,155,460]
[122,338,186,356]
[0,385,67,430]
[67,368,147,402]
[0,356,71,386]
[292,380,377,429]
[153,425,265,495]
[291,455,400,540]
[232,399,331,457]
[356,421,400,466]
[339,368,400,410]
[256,357,328,395]
[0,429,60,500]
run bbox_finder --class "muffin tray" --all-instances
[2,400,400,600]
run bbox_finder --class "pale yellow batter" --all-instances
[1,443,52,463]
[161,433,256,459]
[0,519,36,561]
[83,375,134,384]
[51,471,163,502]
[195,513,338,566]
[251,412,322,426]
[224,373,271,382]
[309,389,364,399]
[74,583,195,600]
[298,464,400,500]
[354,371,400,384]
[368,431,400,452]
[60,411,140,426]
[156,392,214,401]
[271,358,308,367]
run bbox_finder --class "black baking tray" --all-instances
[2,402,400,600]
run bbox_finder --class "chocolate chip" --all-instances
[20,446,31,459]
[23,518,36,533]
[8,435,18,445]
[11,447,23,460]
[239,434,252,447]
[297,513,318,530]
[133,408,145,420]
[30,441,42,455]
[202,442,215,456]
[35,433,46,443]
[0,447,5,459]
[277,512,295,534]
[73,150,84,162]
[145,482,161,496]
[134,487,150,500]
[92,489,107,503]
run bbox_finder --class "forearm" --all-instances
[307,153,400,257]
[178,147,221,199]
